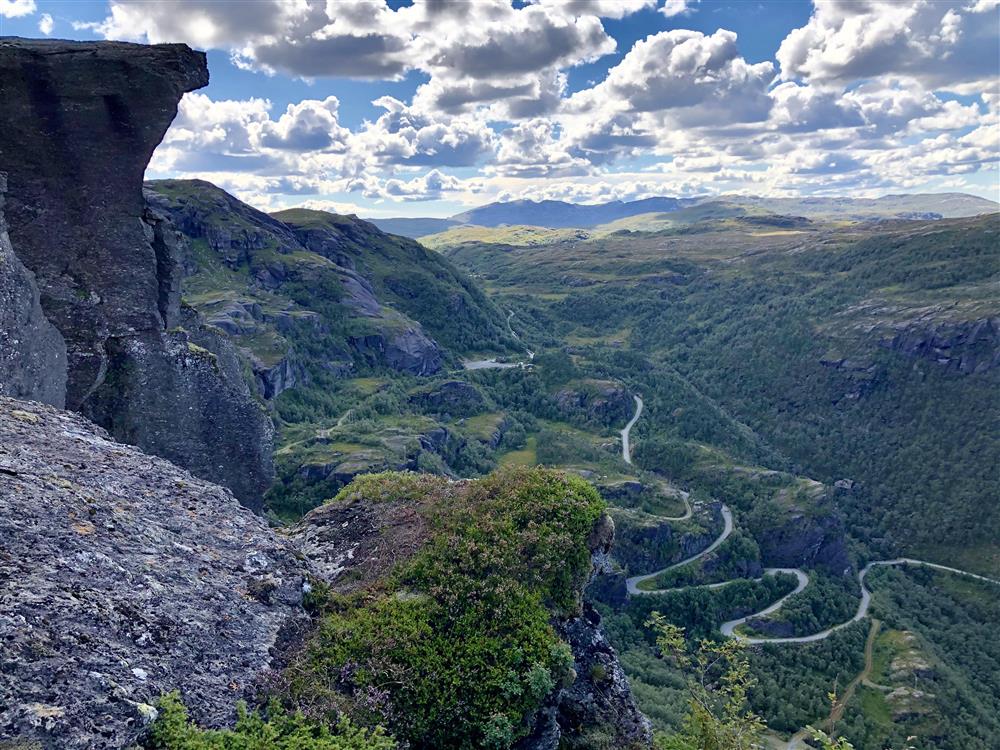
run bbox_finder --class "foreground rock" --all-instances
[0,397,307,749]
[0,173,66,406]
[0,38,273,507]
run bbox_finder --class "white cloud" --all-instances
[358,96,495,167]
[491,119,592,177]
[0,0,35,18]
[568,29,773,125]
[346,169,483,202]
[536,0,657,20]
[660,0,695,17]
[108,0,1000,206]
[38,11,53,34]
[257,97,350,152]
[777,0,1000,91]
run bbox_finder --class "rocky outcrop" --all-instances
[348,328,444,375]
[756,509,850,574]
[0,39,206,407]
[83,318,275,510]
[0,39,274,507]
[0,396,308,750]
[610,504,723,574]
[880,316,1000,374]
[409,379,486,417]
[556,380,633,426]
[521,513,653,750]
[0,173,66,406]
[290,490,650,750]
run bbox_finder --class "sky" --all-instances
[2,0,998,219]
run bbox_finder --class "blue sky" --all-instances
[2,0,997,218]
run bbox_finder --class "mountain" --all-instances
[370,193,998,240]
[368,216,462,237]
[146,180,513,389]
[720,192,999,220]
[450,196,690,229]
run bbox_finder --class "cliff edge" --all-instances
[0,38,273,507]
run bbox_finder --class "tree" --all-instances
[646,612,764,750]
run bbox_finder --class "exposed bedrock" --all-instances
[0,172,67,406]
[0,396,306,750]
[0,38,273,506]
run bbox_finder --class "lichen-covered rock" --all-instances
[0,396,308,750]
[0,173,67,406]
[0,39,274,506]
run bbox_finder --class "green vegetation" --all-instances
[145,693,395,749]
[419,223,590,249]
[155,176,997,748]
[435,212,998,746]
[282,467,604,749]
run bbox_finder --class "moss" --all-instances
[283,467,605,749]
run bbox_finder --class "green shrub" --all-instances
[283,467,605,749]
[144,692,395,750]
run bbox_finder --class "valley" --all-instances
[0,30,997,750]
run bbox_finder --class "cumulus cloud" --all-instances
[358,96,495,167]
[491,119,592,177]
[569,29,773,125]
[38,11,53,34]
[346,169,482,202]
[536,0,657,20]
[660,0,695,17]
[778,0,1000,91]
[106,0,1000,207]
[257,97,350,152]
[0,0,35,18]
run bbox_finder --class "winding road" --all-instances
[616,400,1000,643]
[625,504,734,595]
[463,310,535,370]
[621,395,643,465]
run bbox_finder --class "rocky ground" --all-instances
[0,397,307,749]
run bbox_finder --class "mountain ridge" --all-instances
[369,192,999,238]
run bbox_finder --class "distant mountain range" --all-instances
[369,193,999,238]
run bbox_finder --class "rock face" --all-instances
[556,380,633,426]
[0,39,274,507]
[756,509,850,574]
[0,396,308,750]
[145,181,465,381]
[0,173,67,406]
[521,514,653,750]
[348,328,444,376]
[880,316,1000,374]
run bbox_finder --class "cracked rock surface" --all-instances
[0,396,308,750]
